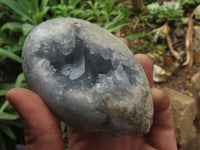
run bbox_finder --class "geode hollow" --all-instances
[22,18,153,137]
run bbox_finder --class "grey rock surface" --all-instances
[22,18,153,137]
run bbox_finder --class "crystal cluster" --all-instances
[22,18,153,137]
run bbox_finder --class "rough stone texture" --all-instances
[185,133,200,150]
[153,64,171,82]
[191,71,200,98]
[191,71,200,120]
[164,88,197,150]
[22,18,153,137]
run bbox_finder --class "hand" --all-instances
[6,40,177,150]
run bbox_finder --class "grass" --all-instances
[125,1,190,55]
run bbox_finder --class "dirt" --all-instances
[119,16,200,147]
[156,64,200,97]
[118,16,200,98]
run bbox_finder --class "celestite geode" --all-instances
[22,18,153,137]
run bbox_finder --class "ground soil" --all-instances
[119,16,200,98]
[156,64,200,97]
[120,16,200,143]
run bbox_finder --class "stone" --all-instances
[185,133,200,150]
[191,71,200,97]
[153,64,171,82]
[191,71,200,120]
[164,88,197,150]
[22,18,153,137]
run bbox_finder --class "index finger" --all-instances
[135,54,153,87]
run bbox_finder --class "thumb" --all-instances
[6,88,64,150]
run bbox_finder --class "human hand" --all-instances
[6,40,177,150]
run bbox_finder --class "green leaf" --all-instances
[70,0,82,7]
[30,0,39,14]
[60,121,66,132]
[11,44,22,53]
[0,90,7,96]
[40,0,49,11]
[0,131,7,150]
[0,48,22,63]
[0,37,16,45]
[0,0,34,23]
[18,35,26,45]
[22,23,35,36]
[48,0,58,6]
[104,13,125,30]
[15,73,25,88]
[181,17,189,24]
[13,73,28,89]
[0,56,6,63]
[125,32,146,40]
[0,13,3,19]
[0,101,9,113]
[33,7,49,24]
[3,120,23,128]
[1,22,22,31]
[0,83,15,90]
[0,112,18,120]
[0,124,16,140]
[108,23,133,33]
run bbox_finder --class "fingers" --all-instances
[152,88,170,112]
[135,54,153,87]
[119,37,129,47]
[147,88,177,150]
[119,38,173,129]
[135,53,176,149]
[151,88,172,128]
[6,88,64,150]
[134,49,176,149]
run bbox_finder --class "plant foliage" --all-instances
[0,73,27,150]
[178,0,200,7]
[147,2,183,24]
[195,8,200,20]
[0,0,131,149]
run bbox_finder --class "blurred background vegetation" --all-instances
[0,0,131,149]
[0,0,200,149]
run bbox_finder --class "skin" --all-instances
[6,39,177,150]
